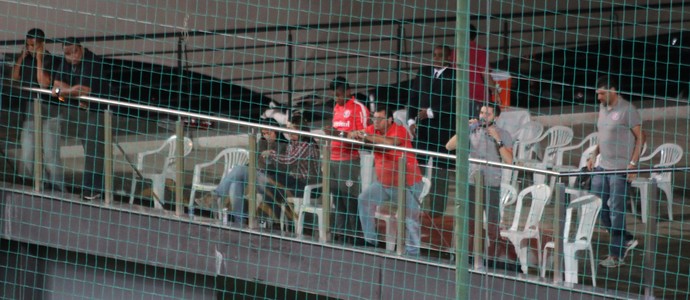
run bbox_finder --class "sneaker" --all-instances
[83,193,102,201]
[599,256,624,268]
[623,239,639,259]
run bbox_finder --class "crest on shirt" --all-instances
[346,180,354,188]
[610,112,621,121]
[343,110,352,118]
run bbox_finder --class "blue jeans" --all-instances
[358,180,423,255]
[20,117,65,191]
[590,167,633,257]
[213,165,268,222]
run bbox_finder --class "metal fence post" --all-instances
[103,109,113,205]
[552,182,566,283]
[396,156,407,255]
[321,141,331,243]
[643,179,659,298]
[247,132,258,229]
[33,99,42,192]
[175,120,184,216]
[473,172,484,270]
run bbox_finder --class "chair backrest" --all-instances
[221,148,250,173]
[163,135,194,173]
[577,145,599,170]
[642,143,684,182]
[419,177,432,203]
[508,184,551,231]
[565,195,602,244]
[542,126,574,164]
[513,121,544,161]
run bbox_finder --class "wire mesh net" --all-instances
[0,1,689,299]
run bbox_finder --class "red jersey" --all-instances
[366,123,422,187]
[469,40,489,103]
[331,97,369,161]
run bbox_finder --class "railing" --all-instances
[17,86,690,299]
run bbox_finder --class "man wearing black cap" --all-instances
[323,76,369,243]
[11,28,65,191]
[52,37,107,201]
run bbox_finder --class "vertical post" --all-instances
[33,99,43,192]
[552,182,566,283]
[287,31,294,113]
[247,132,258,229]
[395,24,404,86]
[643,179,658,298]
[321,140,331,242]
[454,0,471,298]
[103,110,113,205]
[175,120,184,216]
[396,156,407,256]
[473,172,484,270]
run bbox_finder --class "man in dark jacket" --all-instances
[407,45,456,217]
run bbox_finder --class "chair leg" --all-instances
[660,183,674,221]
[151,177,165,210]
[129,175,138,205]
[296,211,305,239]
[384,217,396,251]
[280,204,286,233]
[588,246,597,287]
[316,209,327,243]
[638,185,649,224]
[540,246,551,279]
[563,247,579,284]
[536,235,542,276]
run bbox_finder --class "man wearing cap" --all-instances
[323,76,369,243]
[52,37,108,201]
[11,28,65,191]
[407,45,456,218]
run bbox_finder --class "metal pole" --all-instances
[175,120,184,216]
[473,173,484,271]
[643,179,658,298]
[455,0,471,298]
[287,32,294,114]
[321,140,331,243]
[552,182,566,283]
[33,99,42,192]
[396,156,407,256]
[247,133,258,229]
[103,110,113,205]
[396,24,404,86]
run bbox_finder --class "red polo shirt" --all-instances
[330,97,369,161]
[366,123,422,187]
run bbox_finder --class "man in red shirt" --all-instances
[350,105,424,255]
[323,76,369,243]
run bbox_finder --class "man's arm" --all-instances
[34,45,51,88]
[625,125,645,181]
[11,49,28,81]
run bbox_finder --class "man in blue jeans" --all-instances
[587,76,645,268]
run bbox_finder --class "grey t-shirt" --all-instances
[469,124,514,187]
[596,97,642,170]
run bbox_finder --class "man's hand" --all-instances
[260,150,274,159]
[586,156,595,171]
[417,109,429,121]
[627,164,638,182]
[323,125,336,136]
[486,125,501,142]
[409,124,417,135]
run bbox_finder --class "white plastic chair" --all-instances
[188,148,249,219]
[551,133,598,187]
[129,135,193,209]
[511,121,544,187]
[630,143,683,223]
[289,184,333,243]
[541,195,602,286]
[499,184,552,274]
[374,177,432,252]
[518,126,574,185]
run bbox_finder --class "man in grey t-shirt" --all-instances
[587,76,645,268]
[446,103,513,260]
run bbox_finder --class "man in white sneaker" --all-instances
[587,75,644,268]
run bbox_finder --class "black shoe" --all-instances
[83,193,102,201]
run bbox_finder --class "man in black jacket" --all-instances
[407,45,456,218]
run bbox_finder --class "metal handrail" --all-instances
[25,86,690,177]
